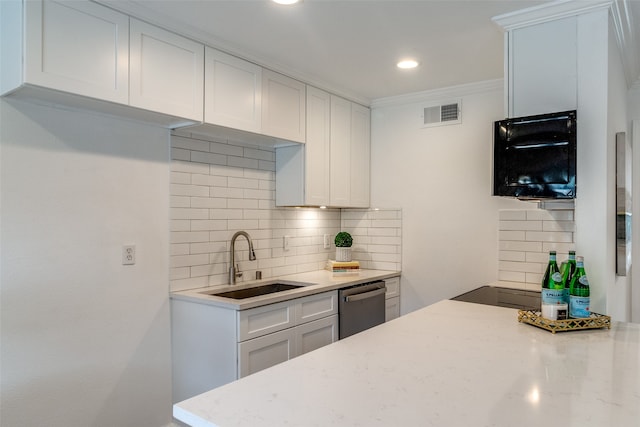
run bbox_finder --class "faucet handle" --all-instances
[235,264,243,279]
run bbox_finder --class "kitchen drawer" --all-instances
[295,314,338,356]
[238,328,295,378]
[385,296,400,322]
[384,277,400,299]
[296,291,338,323]
[238,300,295,342]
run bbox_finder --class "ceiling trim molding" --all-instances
[610,0,640,89]
[492,0,613,31]
[493,0,639,90]
[370,79,503,110]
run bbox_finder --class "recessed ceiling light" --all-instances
[397,59,419,69]
[273,0,300,4]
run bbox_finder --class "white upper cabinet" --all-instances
[508,16,577,117]
[275,86,330,207]
[130,19,204,121]
[204,47,262,133]
[22,0,129,103]
[349,102,371,208]
[1,0,204,127]
[276,90,370,208]
[201,50,305,144]
[262,69,306,143]
[329,95,352,207]
[304,87,331,206]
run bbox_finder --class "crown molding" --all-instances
[492,0,613,31]
[370,79,503,109]
[611,0,640,88]
[493,0,639,90]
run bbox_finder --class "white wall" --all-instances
[0,99,173,426]
[370,82,526,313]
[607,12,633,320]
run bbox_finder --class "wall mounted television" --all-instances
[493,110,576,199]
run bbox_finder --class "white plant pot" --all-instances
[335,247,352,262]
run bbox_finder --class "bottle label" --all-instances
[569,296,590,318]
[562,288,570,304]
[579,276,589,286]
[542,289,565,305]
[551,272,562,284]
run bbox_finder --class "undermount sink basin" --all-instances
[205,283,304,300]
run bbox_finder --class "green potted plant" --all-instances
[334,231,353,262]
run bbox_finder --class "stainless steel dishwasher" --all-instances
[339,281,386,339]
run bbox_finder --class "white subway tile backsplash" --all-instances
[171,231,210,244]
[525,231,573,243]
[498,209,575,290]
[172,135,210,152]
[498,220,542,231]
[210,141,244,157]
[171,208,208,220]
[499,230,526,241]
[499,250,525,262]
[499,210,527,220]
[171,148,191,161]
[170,183,209,197]
[170,133,402,292]
[191,151,227,166]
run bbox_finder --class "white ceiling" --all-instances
[101,0,637,104]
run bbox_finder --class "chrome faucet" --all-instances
[229,231,256,285]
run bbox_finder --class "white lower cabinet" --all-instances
[239,314,338,378]
[238,328,295,378]
[384,277,401,321]
[296,315,339,355]
[171,290,338,402]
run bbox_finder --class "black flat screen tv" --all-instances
[493,110,576,199]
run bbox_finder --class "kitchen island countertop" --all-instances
[174,299,640,427]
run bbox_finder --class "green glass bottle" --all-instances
[562,250,577,304]
[569,256,590,318]
[541,251,564,306]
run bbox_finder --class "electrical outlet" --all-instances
[122,245,136,265]
[323,234,330,249]
[283,235,290,251]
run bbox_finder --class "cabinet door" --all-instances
[262,69,306,143]
[295,315,338,356]
[24,0,129,104]
[385,297,400,322]
[350,103,371,208]
[384,277,400,299]
[129,19,204,121]
[238,299,295,341]
[296,291,338,323]
[509,16,577,117]
[329,95,352,207]
[205,48,262,133]
[238,328,295,378]
[304,86,331,206]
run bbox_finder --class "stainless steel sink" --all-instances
[204,283,304,300]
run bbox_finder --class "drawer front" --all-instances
[238,300,295,341]
[385,296,400,322]
[295,291,338,324]
[384,277,400,299]
[238,328,295,378]
[295,314,338,356]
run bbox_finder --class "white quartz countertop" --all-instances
[170,269,400,310]
[173,299,640,427]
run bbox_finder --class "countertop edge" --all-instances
[169,269,401,310]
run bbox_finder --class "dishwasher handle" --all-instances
[343,286,386,303]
